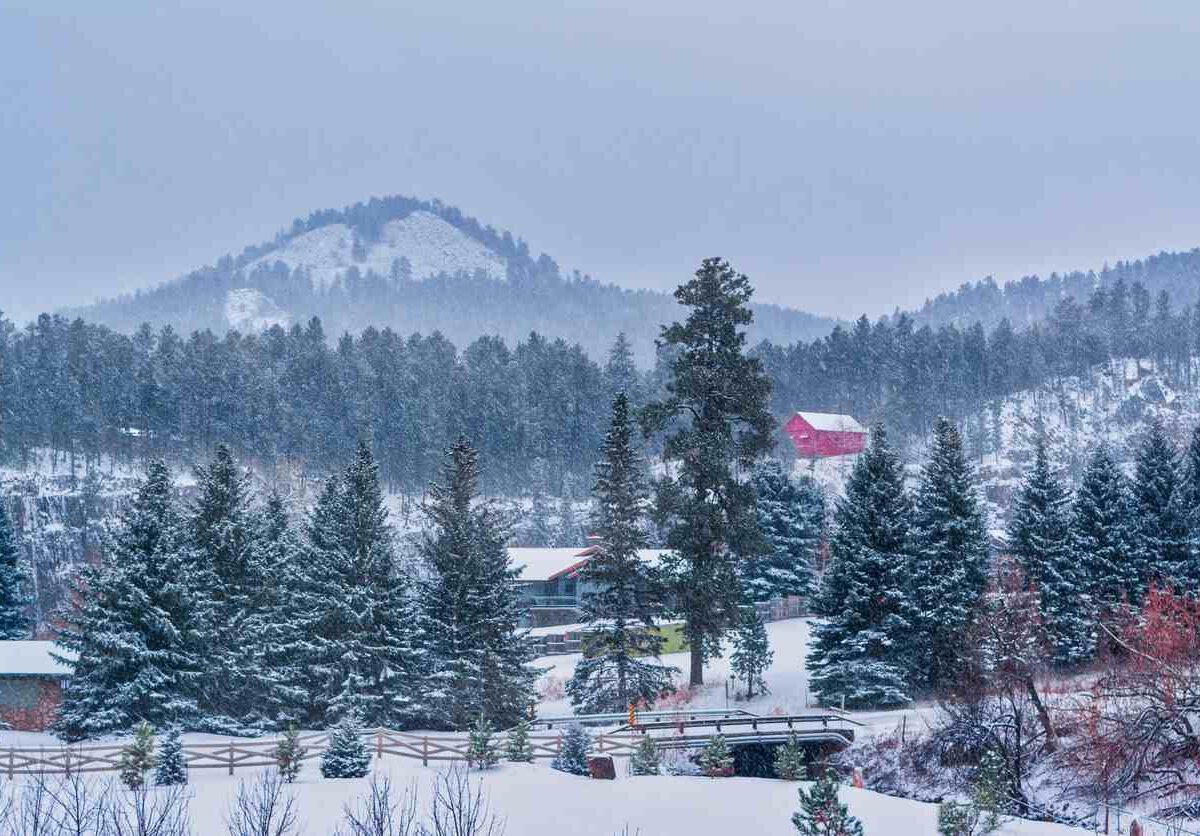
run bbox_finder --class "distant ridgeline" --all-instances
[67,194,836,363]
[6,257,1200,498]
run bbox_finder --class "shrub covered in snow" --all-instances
[321,714,371,779]
[551,724,591,776]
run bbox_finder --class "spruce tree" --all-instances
[505,719,534,763]
[910,418,990,692]
[299,442,419,728]
[119,722,157,790]
[1179,424,1200,589]
[642,257,775,686]
[568,394,676,714]
[730,605,773,698]
[1006,436,1094,665]
[746,461,823,602]
[320,712,371,779]
[1131,420,1190,595]
[154,726,188,786]
[275,724,306,783]
[0,502,30,639]
[467,716,500,769]
[1070,445,1136,614]
[698,734,734,777]
[774,733,807,780]
[552,724,591,776]
[793,770,864,836]
[629,735,660,776]
[55,460,204,738]
[420,437,536,729]
[807,425,915,708]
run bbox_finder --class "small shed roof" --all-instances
[0,641,75,677]
[794,411,866,433]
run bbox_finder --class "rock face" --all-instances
[587,755,616,780]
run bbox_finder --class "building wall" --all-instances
[0,677,64,731]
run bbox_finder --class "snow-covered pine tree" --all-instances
[525,490,556,547]
[119,722,156,790]
[299,442,419,728]
[807,424,915,708]
[275,724,306,783]
[0,501,31,639]
[55,460,204,739]
[187,444,261,729]
[697,734,733,777]
[567,394,677,714]
[793,770,864,836]
[505,719,534,763]
[1006,436,1095,666]
[745,461,823,602]
[629,735,660,776]
[1179,425,1200,589]
[551,724,591,776]
[604,332,642,405]
[420,437,536,730]
[910,417,990,692]
[774,733,806,780]
[730,604,773,698]
[555,494,582,547]
[154,726,187,786]
[1070,445,1136,616]
[1131,420,1190,596]
[467,716,499,769]
[320,712,371,779]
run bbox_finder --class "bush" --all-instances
[467,716,499,770]
[629,735,660,776]
[321,714,371,779]
[505,719,534,763]
[275,725,307,783]
[119,722,156,790]
[551,724,591,776]
[774,734,807,780]
[698,735,733,777]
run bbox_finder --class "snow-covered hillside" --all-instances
[224,287,290,331]
[249,211,508,288]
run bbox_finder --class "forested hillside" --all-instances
[67,195,836,362]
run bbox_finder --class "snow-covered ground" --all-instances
[0,757,1088,835]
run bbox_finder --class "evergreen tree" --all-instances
[698,734,734,777]
[792,770,864,836]
[298,442,419,727]
[320,712,371,779]
[730,605,773,698]
[551,724,591,776]
[1070,445,1136,614]
[119,722,157,790]
[154,726,188,786]
[1006,436,1094,665]
[1180,425,1200,589]
[774,733,807,780]
[1131,420,1191,594]
[807,425,915,708]
[525,490,556,547]
[55,460,204,738]
[629,735,660,776]
[505,719,534,763]
[275,724,306,783]
[420,438,536,729]
[0,502,31,639]
[466,716,500,769]
[555,495,582,547]
[568,395,676,714]
[643,257,775,686]
[745,461,823,602]
[910,418,990,692]
[604,332,642,405]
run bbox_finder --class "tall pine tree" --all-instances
[567,394,677,714]
[642,257,775,686]
[910,417,990,692]
[55,460,204,738]
[1070,445,1135,617]
[1006,436,1094,665]
[0,502,31,639]
[1130,420,1190,596]
[420,437,536,729]
[807,424,915,708]
[745,461,823,603]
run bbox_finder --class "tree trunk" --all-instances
[689,642,704,686]
[1024,677,1058,752]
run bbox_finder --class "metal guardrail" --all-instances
[532,708,758,730]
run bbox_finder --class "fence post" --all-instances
[376,730,383,760]
[227,744,235,776]
[6,747,13,779]
[422,738,428,767]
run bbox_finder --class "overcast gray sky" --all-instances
[3,1,1200,326]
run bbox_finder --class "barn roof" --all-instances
[794,411,866,433]
[0,641,75,677]
[509,547,672,582]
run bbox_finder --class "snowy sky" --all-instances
[3,1,1200,325]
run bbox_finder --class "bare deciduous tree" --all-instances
[336,774,420,836]
[104,784,192,836]
[225,770,302,836]
[425,767,505,836]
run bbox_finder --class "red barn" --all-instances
[785,411,867,458]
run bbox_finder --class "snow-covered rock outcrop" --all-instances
[224,288,290,332]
